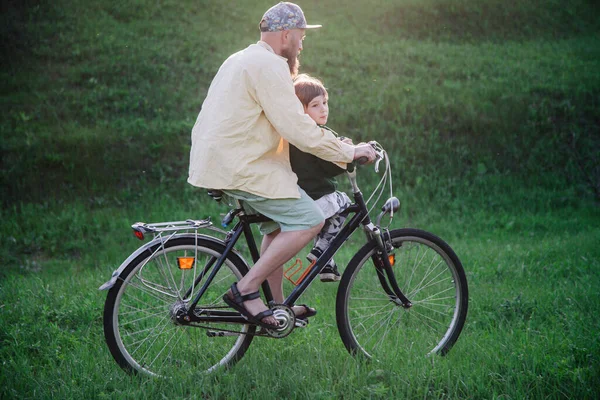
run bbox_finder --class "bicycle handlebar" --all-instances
[349,142,383,172]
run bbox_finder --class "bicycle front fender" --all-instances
[98,233,242,291]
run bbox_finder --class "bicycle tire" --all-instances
[103,236,255,377]
[336,228,468,360]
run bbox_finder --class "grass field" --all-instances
[1,0,599,398]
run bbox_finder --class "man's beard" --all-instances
[281,47,300,78]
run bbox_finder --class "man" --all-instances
[188,2,376,328]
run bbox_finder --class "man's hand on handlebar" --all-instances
[353,142,378,165]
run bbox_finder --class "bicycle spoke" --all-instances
[407,263,449,298]
[120,276,176,305]
[129,314,172,354]
[371,310,398,352]
[119,302,166,319]
[148,327,184,369]
[349,286,391,299]
[121,309,168,326]
[412,287,456,305]
[364,309,395,349]
[404,243,427,290]
[413,302,453,318]
[122,324,168,341]
[350,302,394,324]
[406,308,448,329]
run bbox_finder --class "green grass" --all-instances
[1,0,600,398]
[1,196,599,398]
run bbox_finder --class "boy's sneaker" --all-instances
[319,263,341,282]
[306,247,322,263]
[307,248,341,282]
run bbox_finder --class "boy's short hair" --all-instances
[293,74,328,107]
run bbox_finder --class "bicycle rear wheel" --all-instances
[103,236,255,377]
[336,228,468,360]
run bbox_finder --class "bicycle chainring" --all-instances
[264,304,296,338]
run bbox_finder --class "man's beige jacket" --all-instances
[188,41,354,199]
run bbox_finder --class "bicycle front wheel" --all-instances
[336,228,468,360]
[103,236,255,377]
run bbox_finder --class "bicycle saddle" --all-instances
[207,189,224,202]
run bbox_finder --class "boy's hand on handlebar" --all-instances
[353,143,377,164]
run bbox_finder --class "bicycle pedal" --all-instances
[294,319,309,328]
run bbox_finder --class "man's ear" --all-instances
[281,30,291,44]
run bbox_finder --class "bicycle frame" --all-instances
[187,195,369,314]
[181,166,412,327]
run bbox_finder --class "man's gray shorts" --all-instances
[223,188,325,235]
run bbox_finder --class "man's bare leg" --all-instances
[263,231,317,318]
[263,231,284,303]
[232,223,323,325]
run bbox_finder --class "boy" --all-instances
[290,74,353,282]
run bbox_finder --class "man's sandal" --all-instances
[223,283,280,330]
[295,304,317,321]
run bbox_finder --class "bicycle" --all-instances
[100,143,468,377]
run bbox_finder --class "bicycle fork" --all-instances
[364,223,412,308]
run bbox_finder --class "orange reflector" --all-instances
[388,254,395,266]
[133,230,144,240]
[177,257,195,270]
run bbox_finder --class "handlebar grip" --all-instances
[347,156,368,173]
[349,142,379,172]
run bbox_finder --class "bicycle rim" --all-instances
[104,238,254,377]
[337,229,468,360]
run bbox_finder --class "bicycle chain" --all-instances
[188,304,298,338]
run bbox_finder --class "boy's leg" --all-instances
[312,213,347,254]
[311,191,352,255]
[309,191,352,282]
[308,213,347,282]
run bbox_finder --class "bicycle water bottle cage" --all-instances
[284,258,315,285]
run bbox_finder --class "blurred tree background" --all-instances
[2,0,598,209]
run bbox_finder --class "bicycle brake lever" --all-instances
[374,150,385,173]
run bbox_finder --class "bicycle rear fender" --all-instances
[98,233,247,291]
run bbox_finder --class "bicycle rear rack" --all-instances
[131,218,227,240]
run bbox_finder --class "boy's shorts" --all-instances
[315,191,352,220]
[223,188,325,235]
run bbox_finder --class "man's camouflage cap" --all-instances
[259,2,322,32]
